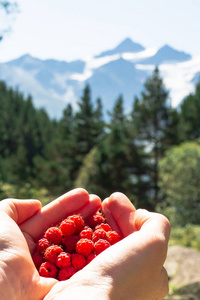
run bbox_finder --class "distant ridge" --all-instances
[0,37,198,119]
[95,38,145,58]
[140,44,191,65]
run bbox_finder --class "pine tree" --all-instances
[131,67,173,205]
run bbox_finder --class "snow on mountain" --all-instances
[140,44,192,65]
[0,38,199,118]
[95,38,145,58]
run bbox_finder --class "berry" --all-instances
[92,228,107,243]
[44,245,63,263]
[44,227,62,245]
[76,238,94,257]
[71,253,86,271]
[67,215,85,233]
[58,266,76,281]
[87,213,105,228]
[60,219,76,236]
[62,235,79,253]
[94,239,110,255]
[32,212,123,281]
[79,227,93,240]
[39,262,57,278]
[56,252,71,268]
[37,238,51,254]
[106,231,121,245]
[32,253,43,269]
[87,253,96,263]
[95,223,111,232]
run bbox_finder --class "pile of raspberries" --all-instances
[32,212,121,281]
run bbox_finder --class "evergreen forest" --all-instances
[1,67,200,229]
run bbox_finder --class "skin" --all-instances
[45,192,171,300]
[0,189,170,300]
[0,188,101,300]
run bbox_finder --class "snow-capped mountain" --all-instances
[0,38,200,118]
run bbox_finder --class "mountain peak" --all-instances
[140,44,191,65]
[95,38,145,58]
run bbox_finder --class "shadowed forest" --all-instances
[1,67,200,238]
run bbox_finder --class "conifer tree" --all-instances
[131,67,173,205]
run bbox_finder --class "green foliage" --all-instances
[170,225,200,251]
[178,82,200,141]
[159,142,200,225]
[0,181,53,206]
[131,67,178,205]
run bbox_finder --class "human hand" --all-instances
[0,188,101,300]
[44,192,170,300]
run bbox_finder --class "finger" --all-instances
[101,197,121,235]
[158,267,169,299]
[77,194,102,219]
[0,198,42,225]
[131,209,171,265]
[102,192,136,237]
[37,277,57,300]
[20,188,90,240]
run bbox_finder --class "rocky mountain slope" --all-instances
[0,38,200,118]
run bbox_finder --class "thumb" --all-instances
[37,277,57,300]
[0,198,41,224]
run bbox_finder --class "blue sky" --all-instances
[0,0,200,62]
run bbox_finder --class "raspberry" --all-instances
[94,239,110,255]
[37,238,51,254]
[76,238,94,257]
[62,235,79,253]
[71,253,86,271]
[44,245,63,263]
[58,266,76,281]
[87,253,96,263]
[87,213,105,228]
[32,253,43,269]
[44,227,62,245]
[56,252,71,268]
[60,219,76,236]
[106,231,121,245]
[95,223,112,232]
[67,215,85,233]
[32,212,123,281]
[39,261,57,278]
[79,227,93,240]
[92,228,107,243]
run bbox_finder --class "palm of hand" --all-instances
[0,189,101,300]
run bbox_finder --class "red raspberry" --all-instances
[92,228,107,243]
[79,227,93,240]
[95,239,110,255]
[71,253,86,271]
[37,238,51,254]
[87,213,105,228]
[76,238,94,257]
[67,215,85,233]
[62,235,79,253]
[39,261,57,278]
[58,266,76,281]
[56,252,71,268]
[32,253,43,269]
[44,227,62,245]
[95,223,112,232]
[106,231,121,245]
[45,245,63,263]
[60,219,76,236]
[87,253,96,264]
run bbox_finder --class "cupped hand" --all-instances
[45,192,170,300]
[0,188,101,300]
